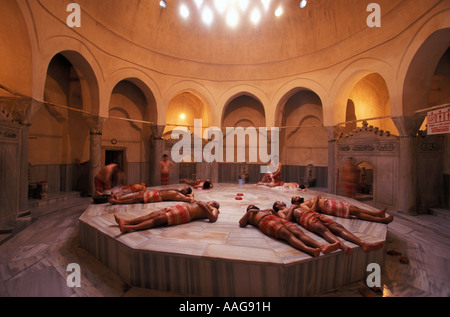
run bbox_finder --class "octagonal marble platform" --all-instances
[79,183,388,297]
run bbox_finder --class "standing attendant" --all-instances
[159,154,175,185]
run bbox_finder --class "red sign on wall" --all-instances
[428,108,450,135]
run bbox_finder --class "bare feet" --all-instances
[308,247,321,257]
[383,215,394,224]
[114,214,122,225]
[362,241,384,253]
[376,206,388,217]
[320,242,341,254]
[341,243,353,255]
[114,214,127,233]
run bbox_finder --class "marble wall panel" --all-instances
[376,156,396,206]
[0,122,20,228]
[80,219,385,297]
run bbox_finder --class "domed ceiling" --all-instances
[40,0,407,65]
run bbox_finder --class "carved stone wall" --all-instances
[336,122,399,208]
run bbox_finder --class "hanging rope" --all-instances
[0,83,396,130]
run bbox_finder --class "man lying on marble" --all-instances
[300,195,393,224]
[108,187,195,205]
[183,178,214,190]
[239,205,340,257]
[273,197,384,254]
[114,201,220,233]
[114,183,147,197]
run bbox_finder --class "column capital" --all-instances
[151,125,166,140]
[0,97,41,125]
[86,115,106,134]
[324,125,343,142]
[392,114,425,137]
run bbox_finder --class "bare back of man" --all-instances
[109,187,194,204]
[114,201,220,233]
[301,196,393,223]
[239,205,321,257]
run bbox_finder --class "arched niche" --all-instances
[164,91,210,138]
[279,90,327,168]
[344,73,397,136]
[104,80,152,185]
[29,53,91,194]
[221,94,266,165]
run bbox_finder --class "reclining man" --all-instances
[183,178,214,190]
[239,205,340,257]
[114,201,220,234]
[300,195,393,223]
[109,187,195,204]
[273,197,384,255]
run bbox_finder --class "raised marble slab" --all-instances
[79,184,388,296]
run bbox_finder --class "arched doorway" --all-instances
[164,91,210,183]
[220,94,266,183]
[29,53,91,195]
[104,80,152,186]
[280,90,327,188]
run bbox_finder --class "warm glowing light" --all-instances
[180,113,186,120]
[250,8,261,25]
[226,9,239,28]
[261,0,271,11]
[202,7,214,25]
[275,6,283,17]
[182,0,285,28]
[239,0,249,12]
[214,0,227,14]
[180,4,190,19]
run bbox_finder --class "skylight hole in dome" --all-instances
[180,4,190,19]
[202,6,214,25]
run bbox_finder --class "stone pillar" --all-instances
[87,116,105,196]
[392,114,424,215]
[150,125,166,186]
[325,125,342,195]
[18,122,31,216]
[0,97,40,230]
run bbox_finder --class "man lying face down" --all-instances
[114,200,220,233]
[109,187,195,204]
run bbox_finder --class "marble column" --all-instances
[0,97,40,230]
[87,116,105,196]
[392,115,424,215]
[325,125,342,195]
[150,125,166,186]
[18,122,30,216]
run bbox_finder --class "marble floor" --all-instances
[0,185,449,297]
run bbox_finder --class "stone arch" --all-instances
[396,9,450,118]
[330,58,395,128]
[218,85,269,126]
[0,0,33,97]
[105,68,161,125]
[401,28,450,117]
[35,37,103,116]
[273,78,328,128]
[164,81,215,129]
